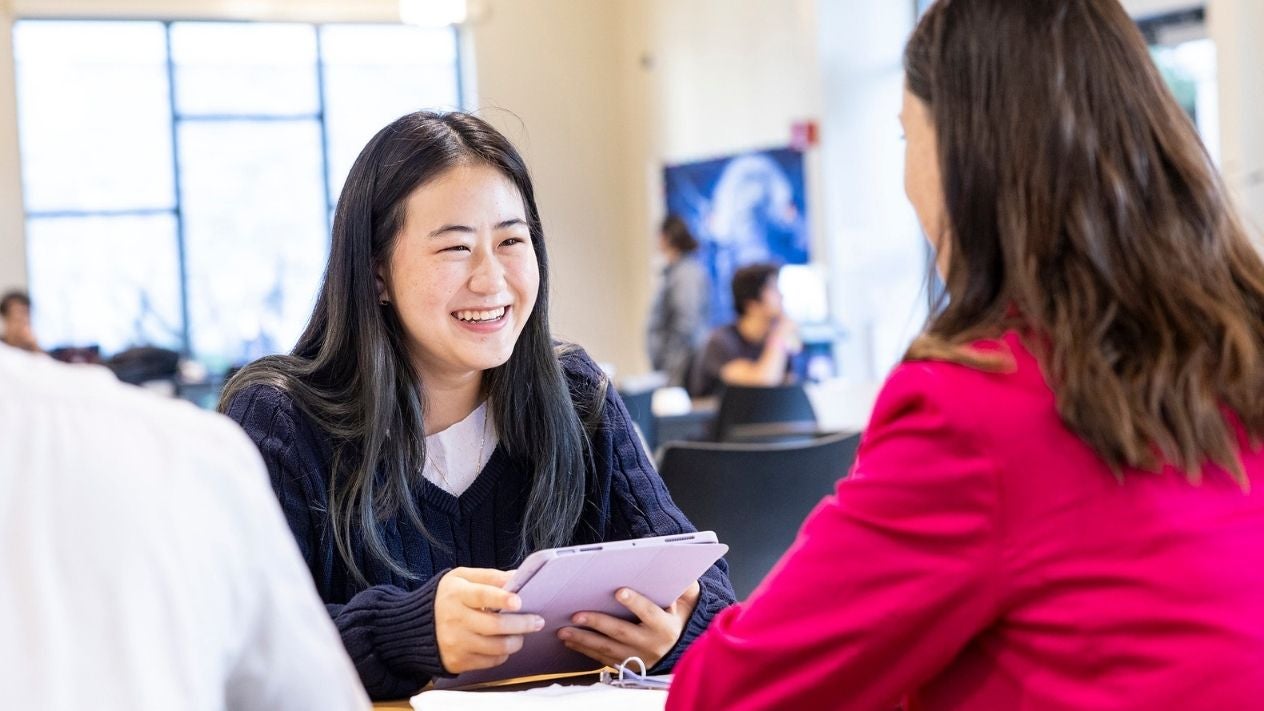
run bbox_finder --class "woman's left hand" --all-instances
[557,581,701,669]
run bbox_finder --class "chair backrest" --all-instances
[617,388,657,453]
[658,431,860,599]
[106,346,181,386]
[713,383,817,442]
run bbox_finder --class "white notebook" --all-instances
[411,683,666,711]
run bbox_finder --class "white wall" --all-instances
[1208,0,1264,238]
[609,0,824,377]
[467,0,639,375]
[619,0,821,161]
[817,0,924,382]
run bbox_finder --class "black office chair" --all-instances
[658,431,860,599]
[712,383,817,443]
[618,388,658,454]
[105,346,181,386]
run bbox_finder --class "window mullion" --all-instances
[315,24,333,242]
[164,21,192,357]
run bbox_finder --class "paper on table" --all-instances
[410,683,667,711]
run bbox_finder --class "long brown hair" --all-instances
[904,0,1264,483]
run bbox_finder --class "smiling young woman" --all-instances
[219,112,734,701]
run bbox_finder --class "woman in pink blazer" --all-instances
[666,1,1264,709]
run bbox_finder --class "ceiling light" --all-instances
[399,0,468,27]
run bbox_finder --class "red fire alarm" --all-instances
[790,120,818,150]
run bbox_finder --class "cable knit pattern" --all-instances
[226,347,735,700]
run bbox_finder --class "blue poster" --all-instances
[663,147,810,326]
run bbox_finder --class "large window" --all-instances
[14,19,461,371]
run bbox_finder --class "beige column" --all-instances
[0,4,26,290]
[1209,0,1264,239]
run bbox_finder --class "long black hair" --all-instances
[221,111,594,582]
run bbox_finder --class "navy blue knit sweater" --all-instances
[226,348,735,700]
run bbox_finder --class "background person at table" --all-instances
[667,1,1264,709]
[646,214,710,387]
[688,262,800,398]
[0,344,370,711]
[220,111,734,701]
[1,289,40,353]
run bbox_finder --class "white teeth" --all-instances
[456,306,506,322]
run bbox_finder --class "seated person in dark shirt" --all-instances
[689,262,800,398]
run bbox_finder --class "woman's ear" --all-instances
[375,266,389,306]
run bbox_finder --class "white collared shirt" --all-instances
[423,401,499,496]
[0,345,370,711]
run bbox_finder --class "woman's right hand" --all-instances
[434,567,545,674]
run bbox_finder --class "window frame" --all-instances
[14,17,465,359]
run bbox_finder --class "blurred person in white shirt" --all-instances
[0,343,371,711]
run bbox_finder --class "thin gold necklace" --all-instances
[426,404,490,489]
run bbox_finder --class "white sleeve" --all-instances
[217,426,372,711]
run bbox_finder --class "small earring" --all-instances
[379,299,389,306]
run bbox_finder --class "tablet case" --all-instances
[436,531,727,688]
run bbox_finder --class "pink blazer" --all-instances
[667,332,1264,710]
